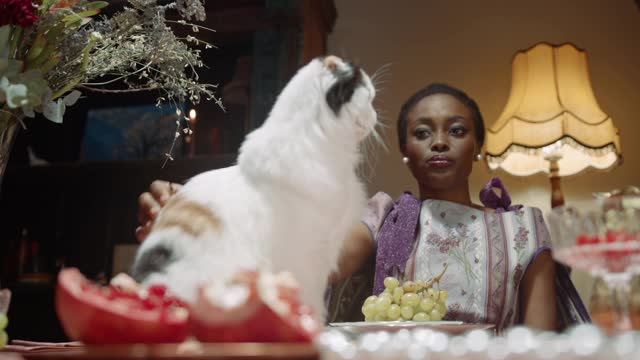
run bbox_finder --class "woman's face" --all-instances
[402,93,479,191]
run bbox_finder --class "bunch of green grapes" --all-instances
[361,276,449,322]
[0,312,7,348]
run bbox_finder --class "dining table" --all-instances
[2,321,639,360]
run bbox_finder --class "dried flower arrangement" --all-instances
[0,0,222,176]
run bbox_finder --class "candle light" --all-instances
[188,109,197,156]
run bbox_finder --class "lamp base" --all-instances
[549,159,565,208]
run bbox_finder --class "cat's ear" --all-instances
[323,55,341,73]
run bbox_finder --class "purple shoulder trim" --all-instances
[372,192,420,294]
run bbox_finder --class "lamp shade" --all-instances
[486,43,622,177]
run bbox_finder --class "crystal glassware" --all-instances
[547,198,640,332]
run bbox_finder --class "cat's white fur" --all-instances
[133,57,377,317]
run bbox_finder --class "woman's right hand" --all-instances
[135,180,182,242]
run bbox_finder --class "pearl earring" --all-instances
[402,157,409,164]
[475,154,483,161]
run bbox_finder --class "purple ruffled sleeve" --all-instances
[361,192,394,242]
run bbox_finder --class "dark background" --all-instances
[0,0,335,341]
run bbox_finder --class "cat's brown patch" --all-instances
[153,196,220,237]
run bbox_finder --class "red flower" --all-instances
[0,0,39,28]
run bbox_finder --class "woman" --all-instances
[340,83,560,331]
[136,83,588,331]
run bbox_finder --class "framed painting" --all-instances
[82,104,185,161]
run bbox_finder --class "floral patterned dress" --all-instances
[362,193,552,330]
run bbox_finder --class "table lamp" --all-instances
[485,43,622,208]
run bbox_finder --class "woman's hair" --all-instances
[397,83,485,150]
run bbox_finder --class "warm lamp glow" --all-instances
[485,43,622,178]
[189,109,197,123]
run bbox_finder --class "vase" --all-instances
[0,110,20,191]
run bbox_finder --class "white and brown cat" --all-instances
[131,56,378,318]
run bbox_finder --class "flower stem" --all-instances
[0,25,11,59]
[9,26,23,59]
[0,110,20,189]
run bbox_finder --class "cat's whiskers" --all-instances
[371,77,390,87]
[371,72,390,83]
[373,115,390,148]
[371,82,389,96]
[356,110,391,182]
[370,63,392,87]
[372,98,391,125]
[357,127,385,183]
[371,62,392,75]
[371,77,390,86]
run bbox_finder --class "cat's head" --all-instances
[267,56,377,142]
